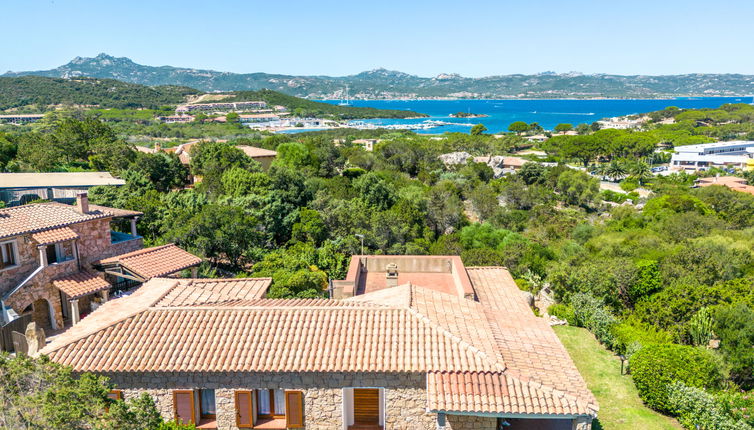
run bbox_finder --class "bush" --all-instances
[620,178,639,192]
[630,344,725,412]
[666,381,752,430]
[548,303,576,325]
[716,388,754,428]
[612,316,672,357]
[571,293,617,347]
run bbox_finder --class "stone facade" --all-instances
[104,371,501,430]
[1,217,142,330]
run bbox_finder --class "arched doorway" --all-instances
[30,299,56,332]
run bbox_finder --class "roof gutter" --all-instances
[428,409,593,420]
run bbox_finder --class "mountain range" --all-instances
[4,53,754,99]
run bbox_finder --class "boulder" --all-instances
[438,152,472,167]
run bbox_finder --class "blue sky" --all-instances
[3,0,753,77]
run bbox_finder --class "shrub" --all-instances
[620,178,639,192]
[612,316,672,357]
[716,388,754,428]
[630,344,725,412]
[714,304,754,389]
[571,293,617,347]
[548,303,576,325]
[666,381,752,430]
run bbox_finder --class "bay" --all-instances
[320,97,752,134]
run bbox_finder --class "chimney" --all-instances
[76,193,89,214]
[386,263,399,288]
[154,142,162,152]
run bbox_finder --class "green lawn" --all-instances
[554,326,682,430]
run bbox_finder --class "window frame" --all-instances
[256,389,286,419]
[0,239,19,271]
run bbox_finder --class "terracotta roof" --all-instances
[53,272,111,300]
[41,266,598,418]
[97,244,201,279]
[467,267,596,407]
[42,281,496,374]
[156,278,272,306]
[236,145,277,158]
[31,226,79,245]
[427,371,591,416]
[0,203,113,240]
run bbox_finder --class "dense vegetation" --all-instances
[0,76,198,111]
[0,353,194,429]
[2,101,753,429]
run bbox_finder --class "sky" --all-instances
[3,0,754,77]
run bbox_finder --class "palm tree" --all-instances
[628,160,652,185]
[604,160,627,182]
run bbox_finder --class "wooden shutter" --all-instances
[235,391,253,428]
[173,390,195,425]
[107,390,123,401]
[353,389,380,425]
[285,391,304,428]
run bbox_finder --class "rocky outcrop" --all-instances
[439,152,472,167]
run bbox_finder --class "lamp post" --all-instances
[355,234,365,255]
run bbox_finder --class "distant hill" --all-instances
[4,53,754,99]
[0,75,421,119]
[0,76,199,110]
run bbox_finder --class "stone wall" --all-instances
[2,217,141,330]
[103,371,497,430]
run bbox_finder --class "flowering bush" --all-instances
[666,381,751,430]
[716,389,754,427]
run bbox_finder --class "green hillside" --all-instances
[0,76,199,111]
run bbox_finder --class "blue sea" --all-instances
[318,97,752,134]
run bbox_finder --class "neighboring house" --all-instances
[352,139,380,152]
[41,255,598,430]
[236,145,278,170]
[0,114,45,124]
[670,141,754,172]
[0,193,201,338]
[0,172,126,206]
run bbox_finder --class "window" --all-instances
[257,389,285,418]
[0,240,17,270]
[200,389,216,419]
[173,390,196,425]
[252,389,304,428]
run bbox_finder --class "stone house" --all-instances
[0,194,201,335]
[41,257,598,430]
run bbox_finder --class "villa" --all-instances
[670,140,754,172]
[0,193,201,343]
[0,171,126,207]
[40,255,598,430]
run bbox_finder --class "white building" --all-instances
[670,141,754,172]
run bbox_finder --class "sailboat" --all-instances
[338,85,351,106]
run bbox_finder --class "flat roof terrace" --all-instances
[331,255,475,299]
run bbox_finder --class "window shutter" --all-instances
[235,391,253,428]
[107,390,123,401]
[173,390,195,425]
[285,391,304,428]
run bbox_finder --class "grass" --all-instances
[554,325,682,430]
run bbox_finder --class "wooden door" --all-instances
[353,389,380,425]
[173,390,195,425]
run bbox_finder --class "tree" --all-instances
[529,122,543,132]
[470,124,487,135]
[576,123,590,135]
[508,121,529,134]
[555,169,599,207]
[604,160,627,182]
[225,112,240,123]
[628,160,652,185]
[554,123,573,134]
[714,304,754,389]
[170,204,265,269]
[0,353,183,429]
[353,172,396,210]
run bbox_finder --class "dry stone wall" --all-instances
[103,371,500,430]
